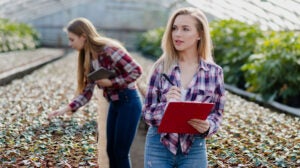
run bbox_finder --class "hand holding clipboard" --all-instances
[158,73,214,134]
[158,101,214,134]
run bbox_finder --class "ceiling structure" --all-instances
[0,0,299,31]
[0,0,94,22]
[187,0,300,31]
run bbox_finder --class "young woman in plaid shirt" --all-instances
[142,7,225,168]
[48,17,142,168]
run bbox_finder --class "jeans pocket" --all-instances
[146,126,158,138]
[118,88,141,103]
[193,137,206,149]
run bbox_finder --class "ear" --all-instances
[197,31,203,40]
[80,33,87,40]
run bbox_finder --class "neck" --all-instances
[178,49,199,64]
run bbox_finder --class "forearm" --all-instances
[206,109,223,137]
[69,83,95,112]
[111,68,142,88]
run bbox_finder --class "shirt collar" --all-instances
[171,58,210,72]
[199,59,210,71]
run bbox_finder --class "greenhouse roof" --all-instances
[0,0,299,31]
[0,0,93,21]
[187,0,300,31]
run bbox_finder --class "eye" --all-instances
[183,27,190,31]
[172,25,177,31]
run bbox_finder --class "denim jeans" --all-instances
[106,88,142,168]
[144,126,207,168]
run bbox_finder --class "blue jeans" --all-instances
[144,126,207,168]
[106,88,142,168]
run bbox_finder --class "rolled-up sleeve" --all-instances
[207,68,225,137]
[69,82,95,112]
[142,65,167,126]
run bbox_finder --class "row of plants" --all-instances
[0,48,64,74]
[0,18,40,52]
[0,50,299,167]
[0,54,98,167]
[207,92,299,167]
[136,19,300,108]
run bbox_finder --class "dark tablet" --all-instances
[87,68,116,81]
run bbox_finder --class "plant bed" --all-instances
[225,84,300,117]
[0,52,299,167]
[0,48,67,86]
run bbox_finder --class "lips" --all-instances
[174,40,183,46]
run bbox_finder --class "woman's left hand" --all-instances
[48,106,72,119]
[96,79,113,87]
[188,119,210,134]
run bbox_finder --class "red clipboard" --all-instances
[158,102,214,134]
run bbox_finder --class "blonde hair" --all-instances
[156,7,214,73]
[65,17,126,94]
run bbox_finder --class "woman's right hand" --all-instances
[166,86,181,102]
[48,106,72,119]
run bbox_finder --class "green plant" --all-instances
[210,19,263,89]
[136,27,165,59]
[0,18,40,52]
[242,31,300,107]
[18,23,41,49]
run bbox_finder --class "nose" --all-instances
[173,29,182,37]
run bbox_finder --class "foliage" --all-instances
[210,19,263,89]
[136,27,165,59]
[0,18,40,52]
[1,50,300,167]
[135,19,299,107]
[207,92,300,167]
[0,54,98,167]
[0,48,64,74]
[241,31,300,106]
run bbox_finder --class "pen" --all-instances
[161,73,174,86]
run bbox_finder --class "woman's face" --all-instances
[172,14,200,52]
[67,32,86,51]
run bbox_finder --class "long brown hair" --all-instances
[156,7,214,73]
[65,17,126,94]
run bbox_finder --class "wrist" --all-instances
[63,105,71,112]
[201,127,210,137]
[204,127,210,134]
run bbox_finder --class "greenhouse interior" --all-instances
[0,0,299,167]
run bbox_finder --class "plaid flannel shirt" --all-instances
[142,59,225,155]
[69,45,142,112]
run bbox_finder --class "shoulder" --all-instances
[152,59,164,73]
[201,59,223,73]
[102,45,130,59]
[103,45,121,55]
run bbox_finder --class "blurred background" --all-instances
[1,0,299,49]
[0,0,299,167]
[1,0,189,49]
